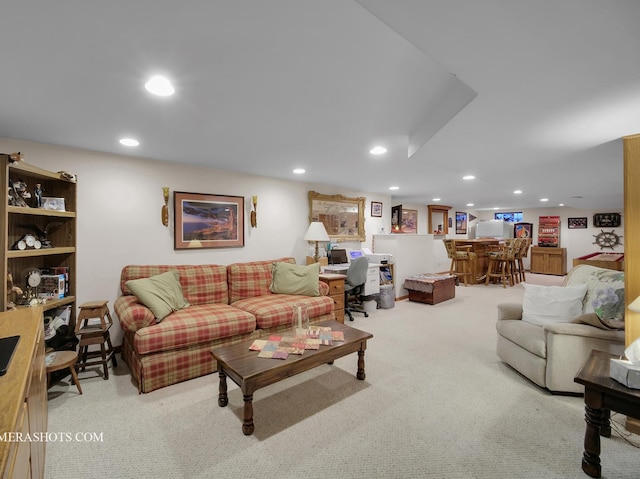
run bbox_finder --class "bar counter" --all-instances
[453,239,500,284]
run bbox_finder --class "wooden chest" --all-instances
[404,274,456,305]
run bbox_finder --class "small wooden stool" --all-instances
[46,350,82,394]
[75,300,117,379]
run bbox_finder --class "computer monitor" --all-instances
[329,249,348,264]
[348,249,364,261]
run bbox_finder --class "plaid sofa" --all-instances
[114,258,334,393]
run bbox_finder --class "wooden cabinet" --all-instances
[2,155,77,328]
[319,273,345,324]
[530,246,567,275]
[0,307,47,479]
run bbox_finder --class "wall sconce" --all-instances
[250,196,258,228]
[162,187,170,227]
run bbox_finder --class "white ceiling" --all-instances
[2,1,639,211]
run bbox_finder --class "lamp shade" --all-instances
[304,222,330,242]
[629,296,640,313]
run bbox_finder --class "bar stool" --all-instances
[443,239,476,286]
[485,240,518,288]
[75,300,117,379]
[46,350,83,394]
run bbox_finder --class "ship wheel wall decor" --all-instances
[592,229,623,250]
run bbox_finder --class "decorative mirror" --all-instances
[308,191,365,242]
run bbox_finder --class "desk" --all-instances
[574,350,640,478]
[322,263,394,296]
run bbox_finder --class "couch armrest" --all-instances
[543,322,626,341]
[318,281,329,296]
[114,295,157,333]
[497,303,523,321]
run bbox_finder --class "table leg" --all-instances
[357,350,366,380]
[218,371,228,407]
[582,404,604,478]
[243,394,254,435]
[69,365,83,395]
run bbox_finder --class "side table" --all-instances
[574,349,640,478]
[319,273,346,323]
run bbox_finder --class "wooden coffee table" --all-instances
[211,320,373,435]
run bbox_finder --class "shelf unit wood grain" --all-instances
[2,155,77,323]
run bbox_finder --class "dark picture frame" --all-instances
[371,201,383,217]
[174,191,244,249]
[455,211,467,234]
[568,217,588,229]
[593,213,621,228]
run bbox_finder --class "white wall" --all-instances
[1,138,389,344]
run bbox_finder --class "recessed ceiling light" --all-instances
[540,198,549,202]
[493,207,500,210]
[119,138,139,147]
[466,203,474,207]
[370,146,387,155]
[432,198,441,201]
[513,190,522,194]
[389,186,399,190]
[145,75,175,96]
[462,175,475,180]
[292,168,305,174]
[559,203,565,206]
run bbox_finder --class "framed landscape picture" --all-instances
[174,191,244,249]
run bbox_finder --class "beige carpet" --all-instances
[44,275,638,479]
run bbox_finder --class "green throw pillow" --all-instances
[126,271,190,321]
[269,262,320,296]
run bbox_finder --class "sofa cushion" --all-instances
[563,264,625,320]
[133,303,256,355]
[232,294,334,329]
[126,271,190,321]
[269,261,320,296]
[496,319,547,359]
[521,282,587,326]
[227,257,295,303]
[120,264,229,306]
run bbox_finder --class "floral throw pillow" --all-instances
[565,265,625,321]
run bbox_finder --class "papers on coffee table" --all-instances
[249,326,345,359]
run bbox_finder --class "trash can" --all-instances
[378,284,395,309]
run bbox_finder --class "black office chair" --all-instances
[344,256,369,321]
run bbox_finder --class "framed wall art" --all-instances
[402,209,418,234]
[593,213,621,228]
[174,191,244,249]
[455,212,467,234]
[568,217,588,229]
[371,201,383,217]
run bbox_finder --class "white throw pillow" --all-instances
[521,282,588,326]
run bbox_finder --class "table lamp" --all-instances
[629,296,640,313]
[304,222,330,262]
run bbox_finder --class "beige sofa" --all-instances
[496,264,626,394]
